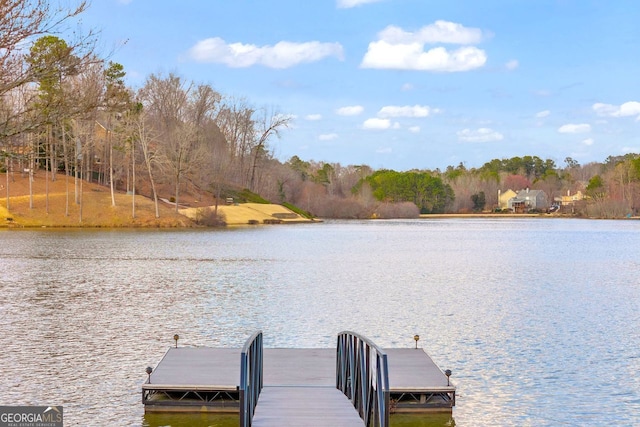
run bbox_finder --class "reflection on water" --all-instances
[144,413,238,427]
[142,413,455,427]
[1,219,639,426]
[391,414,455,427]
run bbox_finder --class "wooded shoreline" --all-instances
[2,175,637,229]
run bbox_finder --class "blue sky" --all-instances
[77,0,640,171]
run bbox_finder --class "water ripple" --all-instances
[0,219,639,426]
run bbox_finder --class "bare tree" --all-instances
[68,61,105,222]
[0,0,98,216]
[215,97,254,186]
[0,0,88,97]
[138,73,195,211]
[102,62,132,207]
[27,36,71,214]
[1,1,93,142]
[249,108,291,191]
[134,109,160,218]
[187,83,222,204]
[192,122,229,216]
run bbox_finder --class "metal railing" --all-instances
[336,331,390,427]
[239,330,263,427]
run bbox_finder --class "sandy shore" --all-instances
[180,203,315,225]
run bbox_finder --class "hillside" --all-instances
[0,173,196,228]
[0,173,312,228]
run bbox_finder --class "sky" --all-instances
[74,0,640,171]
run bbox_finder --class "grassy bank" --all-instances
[0,174,313,228]
[1,174,196,228]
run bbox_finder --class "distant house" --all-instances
[508,189,549,213]
[498,189,518,209]
[560,190,585,206]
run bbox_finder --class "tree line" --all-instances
[2,1,639,222]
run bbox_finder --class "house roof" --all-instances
[515,189,546,198]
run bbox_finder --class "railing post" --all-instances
[239,330,263,427]
[336,331,390,427]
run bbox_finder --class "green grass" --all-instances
[282,202,314,219]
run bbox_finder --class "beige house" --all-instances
[498,189,517,209]
[560,190,585,206]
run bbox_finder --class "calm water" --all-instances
[0,218,638,426]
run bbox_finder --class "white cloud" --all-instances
[558,123,591,134]
[305,114,322,121]
[392,122,401,129]
[318,133,338,141]
[362,42,486,72]
[582,138,594,146]
[401,83,414,91]
[360,21,487,72]
[622,146,640,153]
[188,38,344,68]
[457,128,504,142]
[336,105,364,116]
[377,105,433,118]
[408,126,420,133]
[363,118,391,129]
[535,110,550,118]
[505,59,519,70]
[337,0,384,8]
[592,103,620,116]
[378,22,484,45]
[593,101,640,119]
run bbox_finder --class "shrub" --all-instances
[193,207,226,227]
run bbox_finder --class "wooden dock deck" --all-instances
[142,347,242,412]
[252,386,364,427]
[385,348,456,411]
[143,346,455,416]
[254,349,362,426]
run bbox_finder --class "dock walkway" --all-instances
[252,386,363,427]
[253,349,362,426]
[142,331,455,427]
[144,349,454,409]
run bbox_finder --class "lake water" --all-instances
[0,218,638,426]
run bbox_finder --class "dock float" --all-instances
[142,332,455,425]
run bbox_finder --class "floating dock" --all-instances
[142,333,455,425]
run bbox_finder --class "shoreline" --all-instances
[4,212,638,229]
[2,176,638,228]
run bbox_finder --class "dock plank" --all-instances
[252,386,363,427]
[385,348,454,391]
[146,348,452,391]
[146,348,239,390]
